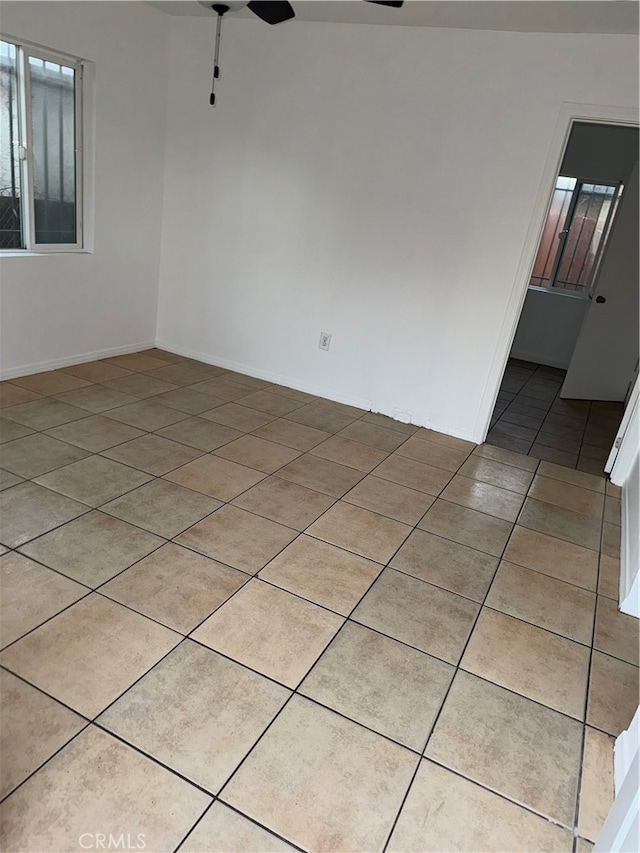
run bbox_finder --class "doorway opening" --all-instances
[485,120,639,474]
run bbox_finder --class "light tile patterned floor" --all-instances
[487,359,625,474]
[0,349,637,853]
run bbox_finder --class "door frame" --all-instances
[474,101,640,443]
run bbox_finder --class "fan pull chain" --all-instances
[210,7,225,106]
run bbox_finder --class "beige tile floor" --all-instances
[1,349,638,853]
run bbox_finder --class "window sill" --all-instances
[527,285,590,301]
[0,249,93,258]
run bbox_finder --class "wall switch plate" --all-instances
[318,332,331,351]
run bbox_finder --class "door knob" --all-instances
[595,295,607,304]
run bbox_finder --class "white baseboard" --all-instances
[155,339,478,444]
[154,339,374,412]
[0,341,156,381]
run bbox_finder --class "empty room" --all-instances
[0,1,638,851]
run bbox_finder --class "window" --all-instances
[0,38,83,251]
[529,174,623,298]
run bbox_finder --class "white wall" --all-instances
[156,19,638,441]
[0,2,168,377]
[511,289,589,369]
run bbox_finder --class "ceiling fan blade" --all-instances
[247,1,295,24]
[366,1,404,7]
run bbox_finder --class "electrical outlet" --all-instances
[318,332,331,351]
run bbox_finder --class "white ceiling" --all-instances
[147,1,639,35]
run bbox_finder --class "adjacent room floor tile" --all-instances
[425,671,582,826]
[352,568,479,664]
[35,455,153,507]
[176,505,296,572]
[232,476,335,530]
[179,802,297,853]
[503,525,598,590]
[387,759,572,853]
[259,535,382,614]
[18,510,163,587]
[300,621,453,750]
[374,454,452,495]
[594,594,639,665]
[0,482,88,549]
[0,594,180,718]
[307,501,411,563]
[441,475,524,522]
[342,475,434,525]
[461,608,590,718]
[102,433,204,475]
[418,499,513,557]
[0,433,90,479]
[101,543,248,633]
[277,453,365,497]
[98,641,289,792]
[44,414,144,452]
[214,435,301,473]
[578,726,615,843]
[222,695,418,852]
[1,397,88,430]
[0,552,87,649]
[157,416,243,451]
[310,435,388,473]
[587,651,639,737]
[486,561,595,644]
[0,669,86,799]
[0,726,210,853]
[391,529,498,602]
[518,497,602,551]
[193,580,342,687]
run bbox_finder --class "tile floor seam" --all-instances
[0,714,93,807]
[571,475,609,848]
[402,460,596,838]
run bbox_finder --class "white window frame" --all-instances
[1,35,87,254]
